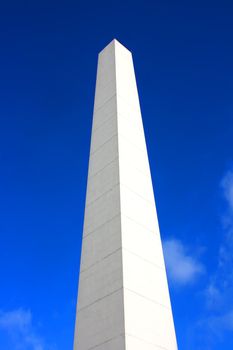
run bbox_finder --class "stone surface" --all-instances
[73,39,178,350]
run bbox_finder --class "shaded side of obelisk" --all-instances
[73,39,178,350]
[73,40,125,350]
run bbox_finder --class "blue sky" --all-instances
[0,0,233,349]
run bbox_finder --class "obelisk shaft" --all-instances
[74,40,178,350]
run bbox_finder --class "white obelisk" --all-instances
[73,39,178,350]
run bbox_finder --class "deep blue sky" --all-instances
[0,1,233,349]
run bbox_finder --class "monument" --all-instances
[73,39,178,350]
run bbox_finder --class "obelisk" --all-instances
[73,39,178,350]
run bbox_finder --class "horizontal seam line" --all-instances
[117,109,143,127]
[125,333,169,350]
[88,156,118,179]
[86,182,120,208]
[86,181,153,209]
[118,130,146,155]
[122,247,165,270]
[119,157,152,180]
[87,333,125,350]
[125,287,170,310]
[117,92,141,110]
[80,247,122,274]
[83,213,121,238]
[83,213,158,238]
[120,182,154,205]
[77,287,123,313]
[92,108,142,135]
[86,178,153,211]
[122,213,157,234]
[92,112,117,133]
[119,160,150,178]
[90,133,117,156]
[94,93,116,112]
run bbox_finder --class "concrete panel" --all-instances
[125,334,172,350]
[88,134,118,178]
[92,96,117,131]
[121,215,164,267]
[93,335,126,350]
[124,288,177,350]
[78,249,123,309]
[120,183,159,232]
[90,114,118,154]
[75,289,125,350]
[122,248,171,307]
[80,214,121,268]
[118,134,150,176]
[119,158,154,203]
[83,184,120,236]
[86,158,119,206]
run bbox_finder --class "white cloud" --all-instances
[204,283,222,310]
[196,168,233,348]
[206,309,233,332]
[0,308,44,350]
[163,239,204,286]
[204,169,233,309]
[192,309,233,350]
[220,169,233,213]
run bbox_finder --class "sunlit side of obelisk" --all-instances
[73,39,178,350]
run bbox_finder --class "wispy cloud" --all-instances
[163,239,204,286]
[0,308,44,350]
[192,308,233,350]
[196,168,233,348]
[202,309,233,333]
[204,169,233,310]
[221,169,233,213]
